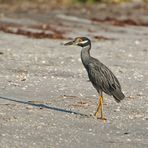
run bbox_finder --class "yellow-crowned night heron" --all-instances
[64,37,125,120]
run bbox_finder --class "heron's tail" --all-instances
[112,89,125,103]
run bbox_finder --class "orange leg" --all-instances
[94,94,106,120]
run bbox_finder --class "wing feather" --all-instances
[87,58,125,102]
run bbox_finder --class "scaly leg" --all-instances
[94,94,107,120]
[94,96,101,117]
[99,96,106,120]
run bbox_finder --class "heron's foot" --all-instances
[93,112,107,121]
[97,117,107,121]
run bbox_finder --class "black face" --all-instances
[64,37,91,47]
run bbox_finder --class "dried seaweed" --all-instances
[91,17,148,27]
[0,22,66,39]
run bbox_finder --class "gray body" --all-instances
[65,37,125,103]
[81,40,125,103]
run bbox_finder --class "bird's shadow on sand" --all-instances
[0,96,88,117]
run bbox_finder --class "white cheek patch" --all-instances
[80,40,88,44]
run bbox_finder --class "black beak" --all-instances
[64,41,74,46]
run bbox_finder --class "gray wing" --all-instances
[87,59,125,102]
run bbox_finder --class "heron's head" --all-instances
[64,37,91,47]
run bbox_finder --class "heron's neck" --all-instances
[81,45,91,67]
